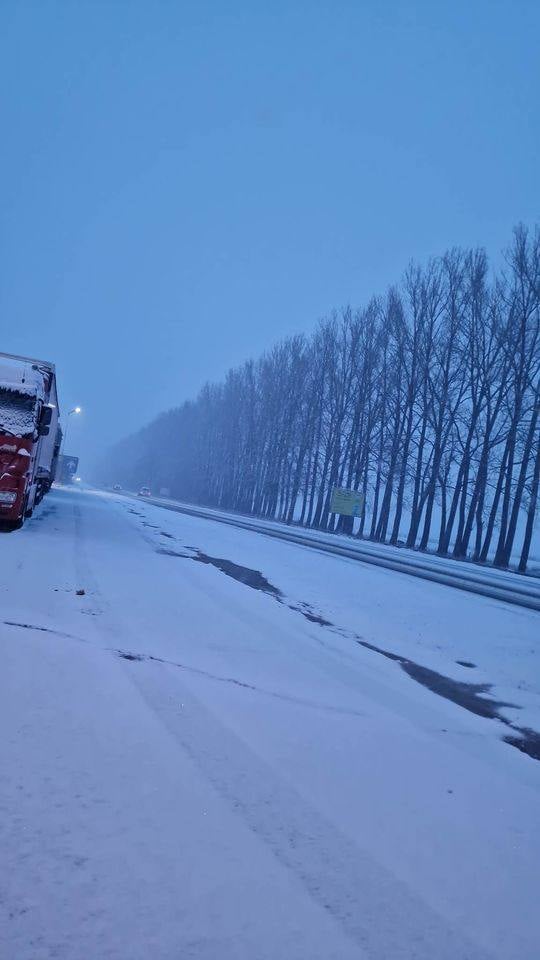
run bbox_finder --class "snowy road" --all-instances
[119,491,540,611]
[1,487,539,960]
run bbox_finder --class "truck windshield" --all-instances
[0,387,37,438]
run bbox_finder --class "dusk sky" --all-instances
[1,0,538,467]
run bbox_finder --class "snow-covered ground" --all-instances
[1,486,539,960]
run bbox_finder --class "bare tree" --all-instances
[96,223,540,572]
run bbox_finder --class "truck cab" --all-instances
[0,353,60,528]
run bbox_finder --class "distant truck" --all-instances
[57,455,79,484]
[0,351,61,528]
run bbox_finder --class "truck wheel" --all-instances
[0,518,23,531]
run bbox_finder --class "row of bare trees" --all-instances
[100,225,540,571]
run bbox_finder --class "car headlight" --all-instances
[0,490,18,504]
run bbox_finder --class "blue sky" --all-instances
[1,1,538,465]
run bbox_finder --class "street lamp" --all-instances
[61,406,82,457]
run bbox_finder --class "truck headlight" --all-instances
[0,491,18,504]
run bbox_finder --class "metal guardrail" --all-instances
[126,493,540,613]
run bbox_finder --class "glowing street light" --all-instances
[62,406,82,457]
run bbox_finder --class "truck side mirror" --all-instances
[40,405,54,428]
[38,405,54,437]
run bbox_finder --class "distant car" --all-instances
[138,486,151,497]
[113,483,122,491]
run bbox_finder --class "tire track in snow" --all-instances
[123,657,494,960]
[115,649,366,719]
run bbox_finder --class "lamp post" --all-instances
[61,406,81,458]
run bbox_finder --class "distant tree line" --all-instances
[99,225,540,571]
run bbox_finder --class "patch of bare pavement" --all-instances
[156,542,540,762]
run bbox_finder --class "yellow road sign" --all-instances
[330,486,364,517]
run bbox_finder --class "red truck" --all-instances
[0,351,61,529]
